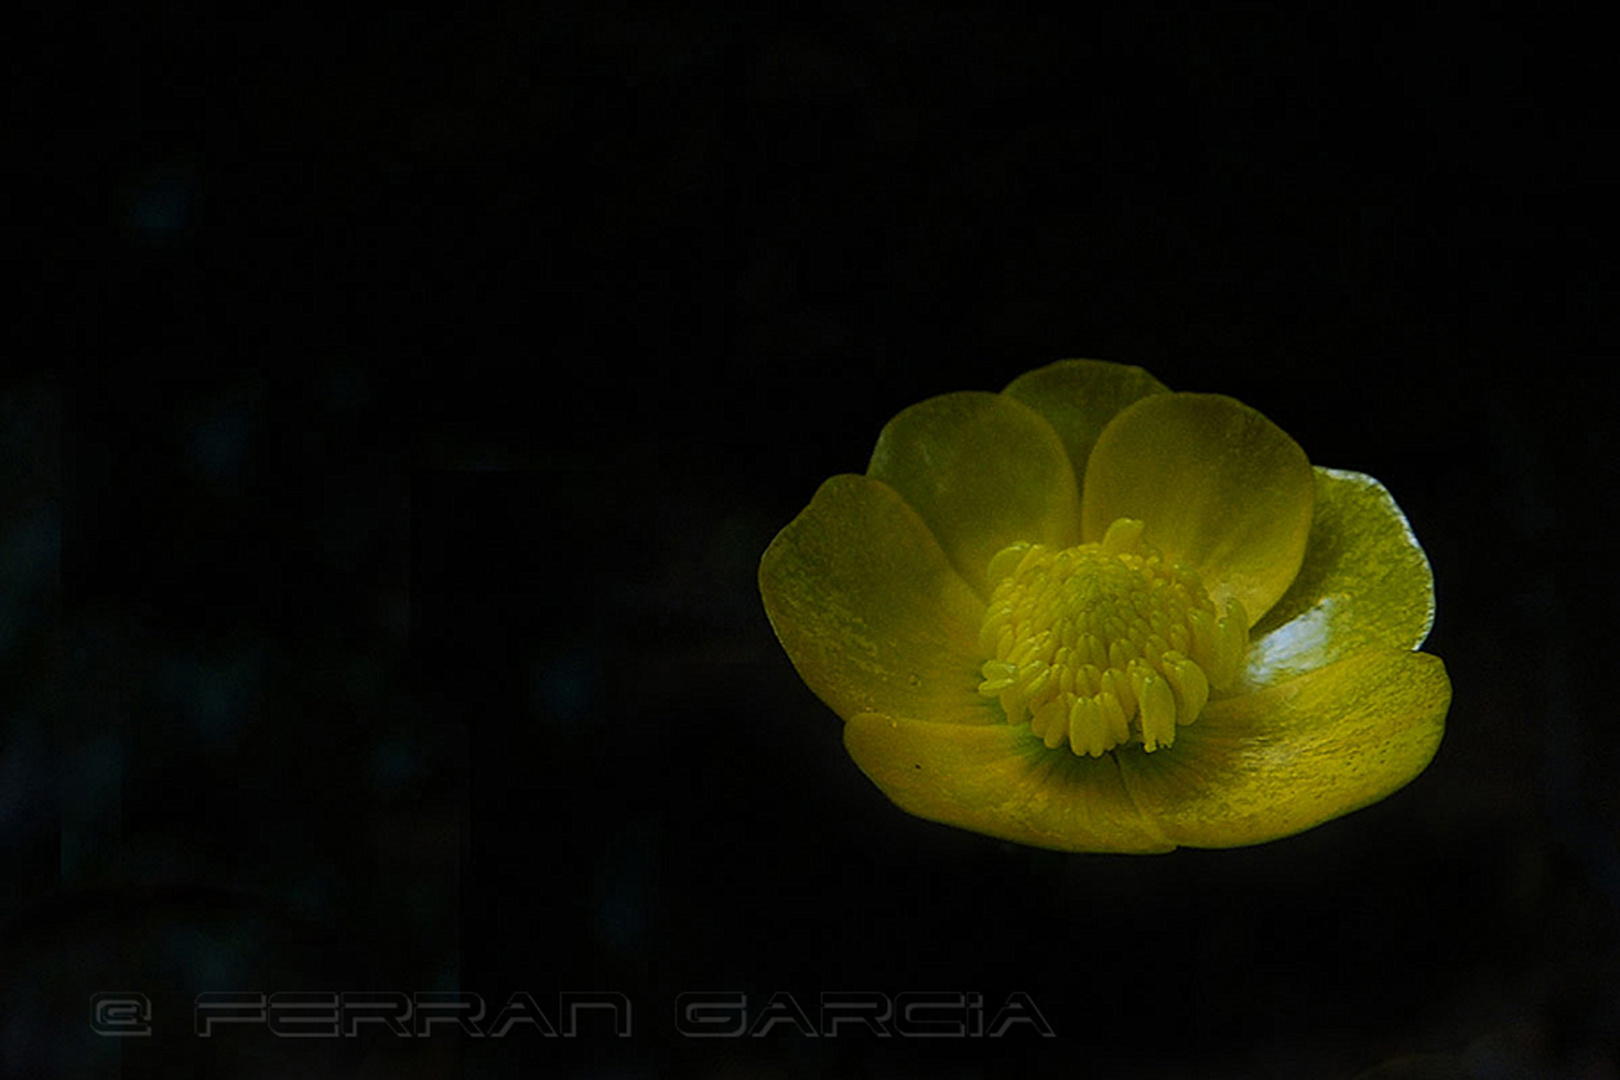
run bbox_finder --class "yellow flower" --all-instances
[758,360,1450,852]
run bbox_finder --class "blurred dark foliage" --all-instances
[7,3,1617,1077]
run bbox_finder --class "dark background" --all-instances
[8,4,1615,1077]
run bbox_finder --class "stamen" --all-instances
[975,519,1249,756]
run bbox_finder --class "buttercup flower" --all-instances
[759,360,1450,852]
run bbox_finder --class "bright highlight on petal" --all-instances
[1243,468,1437,690]
[759,360,1451,853]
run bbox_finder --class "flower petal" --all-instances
[1000,358,1171,492]
[1244,468,1437,690]
[759,474,999,725]
[1117,650,1449,848]
[843,713,1173,853]
[1080,393,1315,623]
[865,391,1081,597]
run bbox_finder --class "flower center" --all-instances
[976,518,1249,756]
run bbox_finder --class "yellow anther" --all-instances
[975,520,1249,757]
[1100,517,1146,555]
[1138,672,1177,752]
[1162,653,1209,724]
[1098,690,1131,746]
[1068,695,1106,757]
[985,542,1032,587]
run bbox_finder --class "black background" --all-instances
[9,4,1616,1078]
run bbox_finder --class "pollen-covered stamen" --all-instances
[976,518,1249,756]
